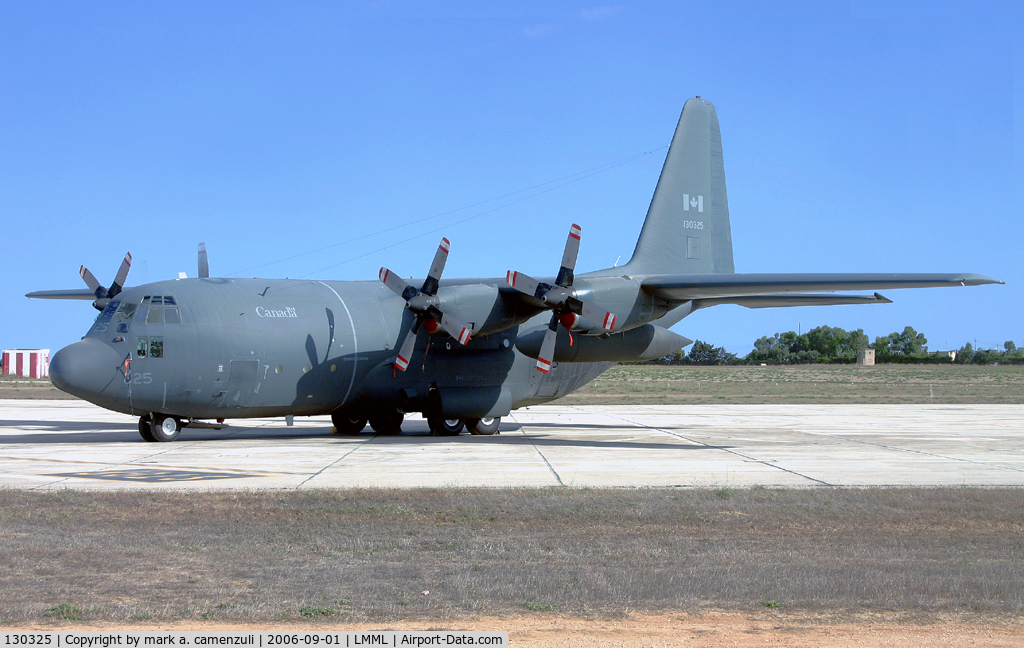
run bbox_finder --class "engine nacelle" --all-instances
[515,323,691,363]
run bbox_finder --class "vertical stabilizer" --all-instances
[619,97,734,275]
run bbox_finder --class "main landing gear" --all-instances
[427,417,501,435]
[330,408,501,436]
[138,414,182,442]
[330,407,405,435]
[427,417,464,436]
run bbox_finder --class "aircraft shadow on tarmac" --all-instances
[0,419,732,452]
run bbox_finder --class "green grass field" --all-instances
[558,364,1024,405]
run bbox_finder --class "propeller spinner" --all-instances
[506,224,618,373]
[80,252,132,311]
[379,238,472,371]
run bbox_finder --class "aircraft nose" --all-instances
[50,338,124,398]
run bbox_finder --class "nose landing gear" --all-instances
[138,414,182,442]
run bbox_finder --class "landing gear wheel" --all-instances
[138,415,156,442]
[369,410,404,435]
[150,414,182,442]
[428,417,464,436]
[466,417,500,435]
[331,409,367,435]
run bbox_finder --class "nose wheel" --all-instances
[138,415,155,442]
[139,414,182,442]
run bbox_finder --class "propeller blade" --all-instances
[379,267,415,300]
[536,313,559,373]
[439,311,472,345]
[579,300,617,331]
[506,270,543,299]
[198,243,209,278]
[394,324,418,371]
[107,252,132,299]
[79,266,106,299]
[555,223,581,287]
[421,237,449,296]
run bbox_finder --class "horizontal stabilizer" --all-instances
[696,292,893,309]
[642,273,1002,302]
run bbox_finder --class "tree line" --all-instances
[655,325,1024,366]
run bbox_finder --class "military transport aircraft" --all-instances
[27,98,1001,442]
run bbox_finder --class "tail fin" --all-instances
[620,97,734,275]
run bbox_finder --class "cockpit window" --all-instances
[139,297,179,324]
[114,302,137,320]
[144,295,177,305]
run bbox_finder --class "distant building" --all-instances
[857,348,875,366]
[1,349,50,378]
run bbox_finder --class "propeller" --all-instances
[379,237,472,371]
[80,253,132,311]
[198,242,209,278]
[506,223,618,373]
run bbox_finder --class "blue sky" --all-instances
[2,1,1021,355]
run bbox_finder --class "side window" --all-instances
[164,307,181,324]
[136,338,148,358]
[149,337,163,358]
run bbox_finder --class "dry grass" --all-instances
[558,364,1024,405]
[0,377,75,400]
[0,488,1021,624]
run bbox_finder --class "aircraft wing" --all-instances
[640,273,1003,302]
[25,289,99,300]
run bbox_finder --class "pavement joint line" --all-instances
[794,429,1024,474]
[294,433,381,489]
[567,406,834,487]
[510,411,564,487]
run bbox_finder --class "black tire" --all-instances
[138,415,156,442]
[150,414,182,442]
[369,410,404,435]
[331,409,367,435]
[466,417,500,435]
[428,417,464,436]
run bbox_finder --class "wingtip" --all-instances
[961,274,1003,286]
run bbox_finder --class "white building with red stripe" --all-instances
[2,349,50,378]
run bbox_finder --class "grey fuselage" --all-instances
[59,276,615,421]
